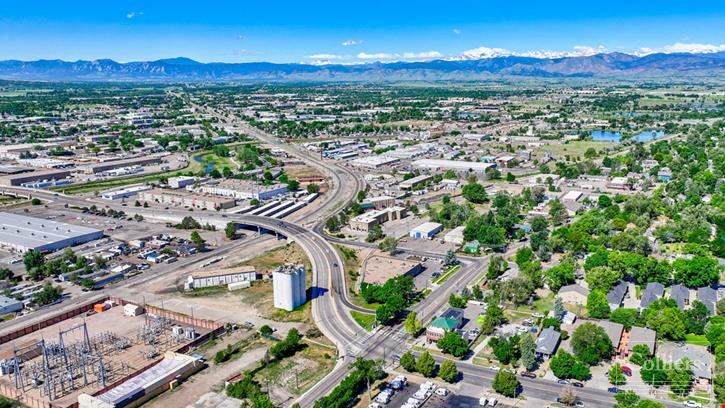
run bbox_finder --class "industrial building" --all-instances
[0,295,23,315]
[186,266,257,290]
[78,352,203,408]
[273,264,307,311]
[362,195,396,210]
[411,159,496,174]
[139,188,236,210]
[409,222,443,239]
[399,174,433,190]
[101,185,152,200]
[443,226,466,245]
[0,212,104,253]
[195,180,288,201]
[82,155,163,174]
[349,206,407,232]
[0,169,72,186]
[362,253,422,285]
[350,155,400,169]
[167,176,196,189]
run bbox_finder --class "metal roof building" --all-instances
[0,212,104,253]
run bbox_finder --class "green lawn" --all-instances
[351,311,376,331]
[432,265,461,285]
[684,334,710,346]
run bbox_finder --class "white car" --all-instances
[532,312,544,318]
[487,397,498,406]
[407,397,422,408]
[368,404,382,408]
[479,397,488,406]
[488,366,501,371]
[413,390,430,400]
[375,392,391,404]
[435,388,449,396]
[683,401,702,408]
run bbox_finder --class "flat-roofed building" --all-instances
[0,169,72,186]
[350,155,400,169]
[168,176,196,189]
[444,226,466,245]
[195,180,288,201]
[410,222,443,239]
[83,155,163,174]
[399,174,433,190]
[412,159,496,174]
[139,188,235,210]
[362,195,396,210]
[101,185,152,200]
[186,266,257,290]
[0,212,103,253]
[349,206,407,232]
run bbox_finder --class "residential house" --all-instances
[669,284,691,310]
[606,280,628,311]
[625,326,657,356]
[671,344,713,389]
[535,327,561,359]
[426,308,464,343]
[697,286,718,315]
[639,282,664,309]
[597,320,625,358]
[557,284,590,306]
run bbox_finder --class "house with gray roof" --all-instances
[626,326,656,356]
[669,284,690,310]
[596,320,624,356]
[606,280,628,311]
[639,282,664,309]
[535,327,561,359]
[672,344,713,384]
[697,287,718,315]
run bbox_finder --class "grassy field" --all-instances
[334,244,381,310]
[196,152,237,170]
[351,311,376,331]
[533,140,617,161]
[254,341,335,398]
[684,334,710,347]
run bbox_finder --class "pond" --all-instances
[633,130,665,143]
[591,130,622,142]
[194,155,215,174]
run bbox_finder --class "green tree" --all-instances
[545,260,575,291]
[190,231,206,251]
[571,323,613,365]
[287,180,300,191]
[520,333,537,371]
[586,289,611,319]
[366,224,384,242]
[610,308,641,330]
[630,344,650,366]
[439,360,459,383]
[462,182,488,203]
[404,312,421,335]
[684,300,710,335]
[673,255,720,288]
[399,351,416,372]
[23,250,45,272]
[549,199,568,225]
[437,331,470,357]
[506,172,516,182]
[550,350,575,379]
[570,361,591,381]
[492,370,519,397]
[640,358,668,387]
[306,183,320,194]
[669,358,693,396]
[585,266,622,292]
[224,222,237,240]
[31,198,41,205]
[32,283,63,306]
[608,363,626,385]
[416,351,436,377]
[378,237,399,255]
[554,297,565,318]
[443,249,459,267]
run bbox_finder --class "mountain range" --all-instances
[1,52,724,82]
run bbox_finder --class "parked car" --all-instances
[487,397,497,406]
[532,312,544,318]
[572,382,584,388]
[621,366,632,376]
[683,401,702,408]
[435,388,449,396]
[479,397,488,406]
[575,401,585,407]
[607,387,620,393]
[557,379,569,385]
[368,404,382,408]
[520,372,536,379]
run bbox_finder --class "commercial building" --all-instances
[350,155,400,169]
[412,159,496,174]
[362,253,422,285]
[349,206,407,232]
[443,226,466,245]
[409,222,443,239]
[0,169,72,187]
[101,185,152,200]
[0,295,23,315]
[139,189,235,210]
[426,308,464,343]
[195,180,288,201]
[273,264,307,311]
[607,176,630,191]
[0,212,103,253]
[186,266,257,290]
[362,195,396,210]
[78,352,203,408]
[83,155,163,174]
[168,176,196,189]
[399,174,432,191]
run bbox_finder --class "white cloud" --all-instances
[452,29,462,35]
[342,39,363,46]
[126,11,143,19]
[306,53,347,60]
[357,51,442,61]
[636,42,725,55]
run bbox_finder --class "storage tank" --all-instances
[272,264,306,311]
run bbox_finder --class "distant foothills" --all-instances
[1,52,725,82]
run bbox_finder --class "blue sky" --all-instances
[1,0,724,63]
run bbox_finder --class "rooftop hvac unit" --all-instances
[171,326,184,336]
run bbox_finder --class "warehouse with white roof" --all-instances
[0,212,104,253]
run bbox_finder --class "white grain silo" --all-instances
[273,264,307,311]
